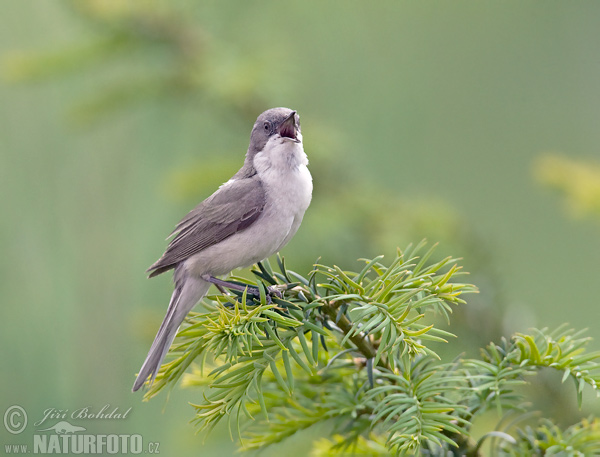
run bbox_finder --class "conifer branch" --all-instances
[137,243,600,456]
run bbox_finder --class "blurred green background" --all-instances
[2,1,600,455]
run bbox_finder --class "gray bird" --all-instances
[133,108,312,392]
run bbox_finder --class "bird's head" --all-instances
[248,108,301,156]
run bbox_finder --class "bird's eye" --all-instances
[263,121,271,132]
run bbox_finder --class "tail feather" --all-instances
[132,275,209,392]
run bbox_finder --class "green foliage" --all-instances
[500,417,600,456]
[141,243,600,456]
[364,357,469,454]
[311,434,390,456]
[462,325,600,419]
[535,153,600,221]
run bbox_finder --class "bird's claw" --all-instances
[267,286,284,299]
[259,286,283,305]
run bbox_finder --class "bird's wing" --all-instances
[147,176,266,277]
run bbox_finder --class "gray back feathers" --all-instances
[147,176,265,277]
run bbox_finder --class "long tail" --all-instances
[132,274,209,392]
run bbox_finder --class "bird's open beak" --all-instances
[279,111,299,142]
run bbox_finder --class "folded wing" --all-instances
[147,176,266,277]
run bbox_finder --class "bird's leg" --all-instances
[215,283,229,295]
[202,275,260,295]
[201,275,283,303]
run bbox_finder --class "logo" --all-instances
[3,405,160,454]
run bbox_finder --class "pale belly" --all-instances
[184,164,312,277]
[184,208,297,277]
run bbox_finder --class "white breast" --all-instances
[253,137,313,249]
[254,138,312,212]
[185,140,312,277]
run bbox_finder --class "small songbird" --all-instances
[133,108,312,392]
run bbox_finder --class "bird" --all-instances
[132,108,312,392]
